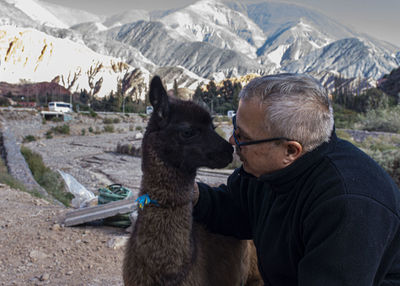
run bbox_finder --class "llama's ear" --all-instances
[149,76,169,121]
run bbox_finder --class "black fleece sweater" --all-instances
[194,131,400,285]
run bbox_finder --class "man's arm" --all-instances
[299,195,400,285]
[193,170,253,240]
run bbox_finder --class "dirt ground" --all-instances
[0,183,127,286]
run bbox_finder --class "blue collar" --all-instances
[135,194,159,209]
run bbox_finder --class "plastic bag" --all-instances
[58,170,96,208]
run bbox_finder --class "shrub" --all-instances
[88,126,94,133]
[214,116,230,123]
[135,126,143,131]
[116,143,141,157]
[20,146,73,206]
[356,106,400,133]
[363,149,400,187]
[333,103,360,129]
[81,128,86,136]
[0,157,43,198]
[45,130,53,139]
[51,124,70,135]
[89,109,97,118]
[51,116,63,122]
[337,131,400,187]
[104,124,114,133]
[22,135,36,143]
[129,125,134,132]
[103,118,113,124]
[0,96,10,106]
[113,118,120,124]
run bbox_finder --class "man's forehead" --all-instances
[237,99,267,136]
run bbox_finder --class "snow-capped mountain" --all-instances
[256,19,333,67]
[283,37,399,79]
[159,0,265,58]
[112,20,268,78]
[0,25,150,98]
[0,0,399,98]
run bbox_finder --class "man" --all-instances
[193,73,400,285]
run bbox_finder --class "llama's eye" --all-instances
[180,129,196,139]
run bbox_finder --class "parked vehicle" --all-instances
[48,102,72,113]
[227,110,236,118]
[146,106,153,115]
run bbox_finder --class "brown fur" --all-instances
[123,76,262,286]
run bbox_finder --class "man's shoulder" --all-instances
[315,138,400,212]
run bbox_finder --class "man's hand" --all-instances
[193,183,199,206]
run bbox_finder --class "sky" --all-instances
[41,0,400,47]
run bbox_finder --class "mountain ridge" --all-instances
[0,0,398,99]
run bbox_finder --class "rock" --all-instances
[39,273,50,281]
[29,250,48,261]
[66,271,73,276]
[51,223,61,231]
[107,236,129,250]
[135,132,143,139]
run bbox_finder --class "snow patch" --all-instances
[267,45,289,67]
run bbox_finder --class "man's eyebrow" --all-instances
[236,123,252,139]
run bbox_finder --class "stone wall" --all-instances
[1,126,49,197]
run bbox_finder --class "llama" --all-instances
[123,76,262,286]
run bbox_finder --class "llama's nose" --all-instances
[228,134,235,146]
[225,142,234,154]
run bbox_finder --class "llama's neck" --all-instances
[140,145,196,206]
[131,149,197,282]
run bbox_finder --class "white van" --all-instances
[48,102,72,113]
[227,110,236,118]
[146,106,154,115]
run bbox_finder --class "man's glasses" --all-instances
[232,115,295,149]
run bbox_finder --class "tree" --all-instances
[206,81,218,113]
[79,89,90,105]
[173,79,179,97]
[355,88,389,112]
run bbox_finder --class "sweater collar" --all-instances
[253,129,338,186]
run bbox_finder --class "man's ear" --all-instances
[283,141,303,165]
[149,76,169,122]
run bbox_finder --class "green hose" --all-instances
[98,184,133,227]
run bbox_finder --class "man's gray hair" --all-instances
[239,73,334,152]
